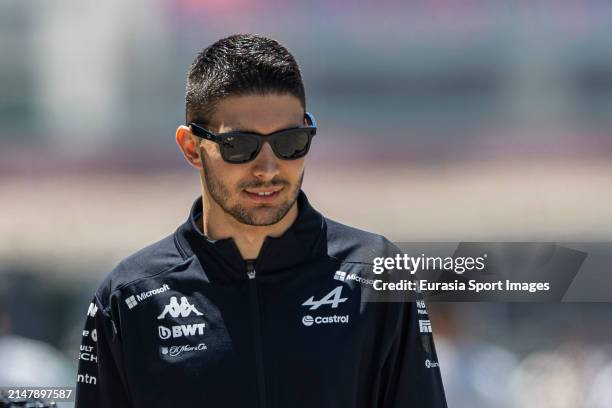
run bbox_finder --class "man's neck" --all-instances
[199,198,299,260]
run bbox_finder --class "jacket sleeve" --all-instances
[379,299,448,408]
[75,296,132,408]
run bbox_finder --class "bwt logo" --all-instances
[158,323,206,339]
[158,296,203,319]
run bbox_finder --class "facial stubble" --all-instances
[199,147,303,226]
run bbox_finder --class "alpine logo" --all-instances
[126,284,171,310]
[158,296,203,319]
[302,314,349,326]
[302,286,347,310]
[419,319,432,333]
[301,287,350,327]
[158,323,206,339]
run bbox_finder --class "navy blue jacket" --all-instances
[75,191,447,407]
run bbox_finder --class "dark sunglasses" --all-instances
[188,112,317,164]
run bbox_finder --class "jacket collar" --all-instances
[176,190,327,282]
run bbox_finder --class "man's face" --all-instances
[197,93,306,226]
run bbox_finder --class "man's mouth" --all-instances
[244,187,283,203]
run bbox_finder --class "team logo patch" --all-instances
[158,296,203,319]
[419,319,432,333]
[301,286,350,327]
[158,323,206,339]
[334,271,347,281]
[126,284,171,310]
[161,343,208,357]
[302,286,347,310]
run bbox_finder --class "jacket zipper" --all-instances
[247,260,267,408]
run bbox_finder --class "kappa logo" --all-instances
[158,296,203,319]
[302,286,347,310]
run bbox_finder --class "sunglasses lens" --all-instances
[273,130,311,159]
[221,135,260,163]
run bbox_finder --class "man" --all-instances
[75,34,447,407]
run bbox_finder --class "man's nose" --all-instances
[251,142,280,180]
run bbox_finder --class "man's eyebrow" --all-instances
[223,122,302,134]
[225,125,258,133]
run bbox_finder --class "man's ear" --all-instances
[176,125,203,170]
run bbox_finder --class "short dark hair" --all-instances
[185,34,306,126]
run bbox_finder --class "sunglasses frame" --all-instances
[188,112,317,164]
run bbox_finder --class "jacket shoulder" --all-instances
[95,231,187,309]
[325,217,401,265]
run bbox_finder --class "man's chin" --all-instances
[240,206,288,226]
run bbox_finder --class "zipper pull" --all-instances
[246,260,256,280]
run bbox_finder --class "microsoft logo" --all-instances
[334,271,346,281]
[333,270,375,286]
[125,296,138,309]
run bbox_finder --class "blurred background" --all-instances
[1,0,612,406]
